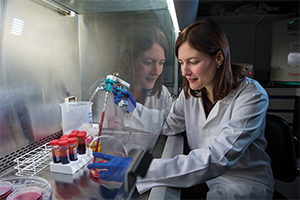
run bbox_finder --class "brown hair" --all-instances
[175,19,245,101]
[118,22,168,100]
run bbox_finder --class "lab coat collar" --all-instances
[205,90,235,123]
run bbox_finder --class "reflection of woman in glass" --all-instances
[118,22,168,104]
[112,22,173,134]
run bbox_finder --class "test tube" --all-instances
[77,133,86,155]
[69,132,77,138]
[59,137,68,142]
[86,128,97,150]
[79,131,87,137]
[61,134,70,140]
[71,130,80,135]
[50,139,61,163]
[58,140,70,164]
[68,138,78,161]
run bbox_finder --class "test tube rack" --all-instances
[49,150,92,174]
[13,141,92,176]
[14,143,52,176]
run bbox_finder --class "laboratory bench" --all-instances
[0,130,184,200]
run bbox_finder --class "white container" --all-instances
[60,101,93,135]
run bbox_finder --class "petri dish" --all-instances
[0,181,13,199]
[7,186,43,200]
[88,135,128,181]
[88,135,128,159]
[0,176,52,200]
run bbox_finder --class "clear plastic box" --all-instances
[59,101,93,135]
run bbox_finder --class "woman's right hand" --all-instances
[112,86,136,113]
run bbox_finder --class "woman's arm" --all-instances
[124,86,174,134]
[136,81,270,193]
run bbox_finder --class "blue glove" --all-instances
[87,152,133,182]
[112,86,136,113]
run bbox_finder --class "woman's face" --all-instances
[178,42,218,92]
[134,42,165,90]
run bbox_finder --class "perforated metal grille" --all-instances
[0,131,63,173]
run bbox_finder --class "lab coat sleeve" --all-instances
[136,83,269,194]
[162,91,186,136]
[123,91,173,134]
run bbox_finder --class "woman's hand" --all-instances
[87,152,133,182]
[112,86,136,113]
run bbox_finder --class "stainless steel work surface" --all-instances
[1,160,123,200]
[0,129,162,199]
[44,163,125,199]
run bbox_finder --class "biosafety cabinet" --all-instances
[0,0,182,199]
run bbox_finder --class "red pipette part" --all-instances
[93,91,109,163]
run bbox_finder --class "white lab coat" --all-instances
[94,85,173,135]
[136,77,274,199]
[124,85,173,135]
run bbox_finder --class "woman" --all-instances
[136,18,274,199]
[112,22,173,134]
[89,19,274,199]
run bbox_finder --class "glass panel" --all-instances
[0,0,80,158]
[80,1,176,153]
